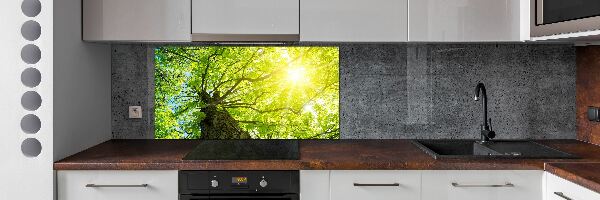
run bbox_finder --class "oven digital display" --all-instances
[232,177,248,185]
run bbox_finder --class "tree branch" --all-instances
[221,91,268,108]
[200,49,224,91]
[310,128,339,139]
[162,48,201,63]
[223,105,301,115]
[214,49,261,99]
[219,73,273,102]
[212,59,243,90]
[237,120,261,124]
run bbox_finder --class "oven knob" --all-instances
[259,179,268,188]
[211,180,219,188]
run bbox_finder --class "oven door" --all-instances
[533,0,600,37]
[180,194,299,200]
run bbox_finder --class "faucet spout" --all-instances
[474,83,495,142]
[474,83,488,129]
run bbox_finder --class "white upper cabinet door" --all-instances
[421,170,543,200]
[330,170,420,200]
[191,0,300,41]
[83,0,191,42]
[300,0,408,42]
[409,0,530,42]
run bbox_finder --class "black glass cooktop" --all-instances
[183,140,299,160]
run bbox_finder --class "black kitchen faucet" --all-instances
[474,83,495,143]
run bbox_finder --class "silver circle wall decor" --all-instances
[21,114,41,134]
[21,0,42,158]
[21,91,42,111]
[21,138,42,157]
[21,0,41,17]
[21,44,41,64]
[21,67,41,87]
[21,20,41,41]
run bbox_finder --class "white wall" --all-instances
[0,0,54,199]
[53,0,112,161]
[0,0,110,198]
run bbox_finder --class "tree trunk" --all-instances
[199,105,251,139]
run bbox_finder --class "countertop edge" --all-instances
[545,162,600,194]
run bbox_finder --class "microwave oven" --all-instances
[532,0,600,37]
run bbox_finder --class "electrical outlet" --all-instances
[129,106,142,119]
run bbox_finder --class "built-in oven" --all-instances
[532,0,600,37]
[179,171,299,200]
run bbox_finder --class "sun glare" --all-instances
[287,67,307,84]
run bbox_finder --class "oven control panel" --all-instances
[179,170,299,195]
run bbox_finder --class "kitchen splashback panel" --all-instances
[112,44,576,140]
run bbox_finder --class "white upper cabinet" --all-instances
[191,0,300,41]
[300,0,408,42]
[83,0,191,42]
[408,0,530,42]
[81,0,533,42]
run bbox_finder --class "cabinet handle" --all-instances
[85,184,149,188]
[554,192,573,200]
[451,182,514,188]
[353,183,400,187]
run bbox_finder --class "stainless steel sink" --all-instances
[411,140,578,159]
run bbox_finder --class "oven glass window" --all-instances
[205,198,293,200]
[182,196,296,200]
[542,0,600,24]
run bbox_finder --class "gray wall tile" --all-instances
[111,44,155,139]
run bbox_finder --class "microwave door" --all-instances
[538,0,600,25]
[533,0,600,37]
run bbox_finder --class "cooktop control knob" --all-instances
[211,180,219,188]
[259,179,268,188]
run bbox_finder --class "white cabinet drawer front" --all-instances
[422,170,543,200]
[330,170,420,200]
[192,0,299,35]
[546,173,600,200]
[57,170,178,200]
[300,170,330,200]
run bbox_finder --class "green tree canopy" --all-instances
[154,46,339,139]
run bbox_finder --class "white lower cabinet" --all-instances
[57,170,600,200]
[545,172,600,200]
[330,170,421,200]
[421,170,543,200]
[302,170,546,200]
[57,170,178,200]
[301,170,331,200]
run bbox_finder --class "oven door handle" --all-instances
[179,195,209,200]
[180,194,298,200]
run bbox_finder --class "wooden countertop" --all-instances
[54,139,600,193]
[54,139,600,170]
[545,162,600,194]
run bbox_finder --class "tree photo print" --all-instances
[154,46,340,139]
